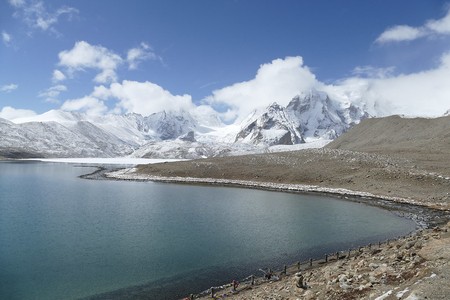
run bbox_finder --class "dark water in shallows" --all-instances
[0,161,416,300]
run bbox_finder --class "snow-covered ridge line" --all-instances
[105,168,442,209]
[0,89,366,159]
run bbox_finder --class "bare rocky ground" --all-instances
[135,148,450,210]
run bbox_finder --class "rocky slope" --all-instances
[235,102,304,146]
[326,115,450,175]
[326,115,450,155]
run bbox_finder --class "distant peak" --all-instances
[267,102,282,109]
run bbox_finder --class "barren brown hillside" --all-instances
[326,115,450,174]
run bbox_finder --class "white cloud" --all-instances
[325,52,450,117]
[60,80,194,117]
[8,0,25,8]
[206,56,318,121]
[0,106,36,120]
[203,54,450,120]
[9,0,78,34]
[2,31,12,45]
[52,69,66,82]
[58,41,123,84]
[426,8,450,34]
[109,80,194,115]
[55,51,450,121]
[127,42,159,70]
[8,0,25,7]
[0,83,18,93]
[61,96,108,116]
[91,85,111,99]
[375,25,426,44]
[38,85,67,103]
[352,66,395,79]
[376,7,450,43]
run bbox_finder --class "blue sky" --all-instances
[1,0,450,121]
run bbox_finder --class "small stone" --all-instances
[369,263,379,269]
[405,241,416,249]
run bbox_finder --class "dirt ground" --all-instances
[136,148,450,210]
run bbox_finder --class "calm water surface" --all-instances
[0,161,416,299]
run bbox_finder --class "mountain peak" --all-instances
[235,90,369,146]
[145,109,197,140]
[235,100,303,146]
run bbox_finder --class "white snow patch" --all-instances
[375,290,393,300]
[396,287,409,298]
[268,139,331,152]
[23,157,185,165]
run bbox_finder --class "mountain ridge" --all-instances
[0,90,393,159]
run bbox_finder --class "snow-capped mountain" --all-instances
[286,90,369,139]
[0,108,226,158]
[0,89,370,159]
[144,110,197,140]
[235,102,304,146]
[235,90,368,146]
[0,116,136,158]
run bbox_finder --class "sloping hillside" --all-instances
[134,115,450,209]
[326,115,450,154]
[326,115,450,174]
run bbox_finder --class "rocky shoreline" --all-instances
[195,224,450,300]
[105,167,449,226]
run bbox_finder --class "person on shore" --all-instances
[295,272,306,289]
[232,279,239,291]
[266,268,275,280]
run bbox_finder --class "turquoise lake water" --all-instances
[0,161,416,299]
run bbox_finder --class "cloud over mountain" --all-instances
[206,57,318,122]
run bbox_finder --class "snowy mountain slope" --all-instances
[286,90,369,139]
[1,109,226,158]
[235,102,304,146]
[1,89,370,159]
[235,89,368,146]
[144,110,197,140]
[130,136,261,159]
[0,118,136,157]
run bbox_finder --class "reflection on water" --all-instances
[0,161,416,299]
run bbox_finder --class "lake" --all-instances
[0,161,416,299]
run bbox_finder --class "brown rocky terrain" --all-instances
[134,146,450,210]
